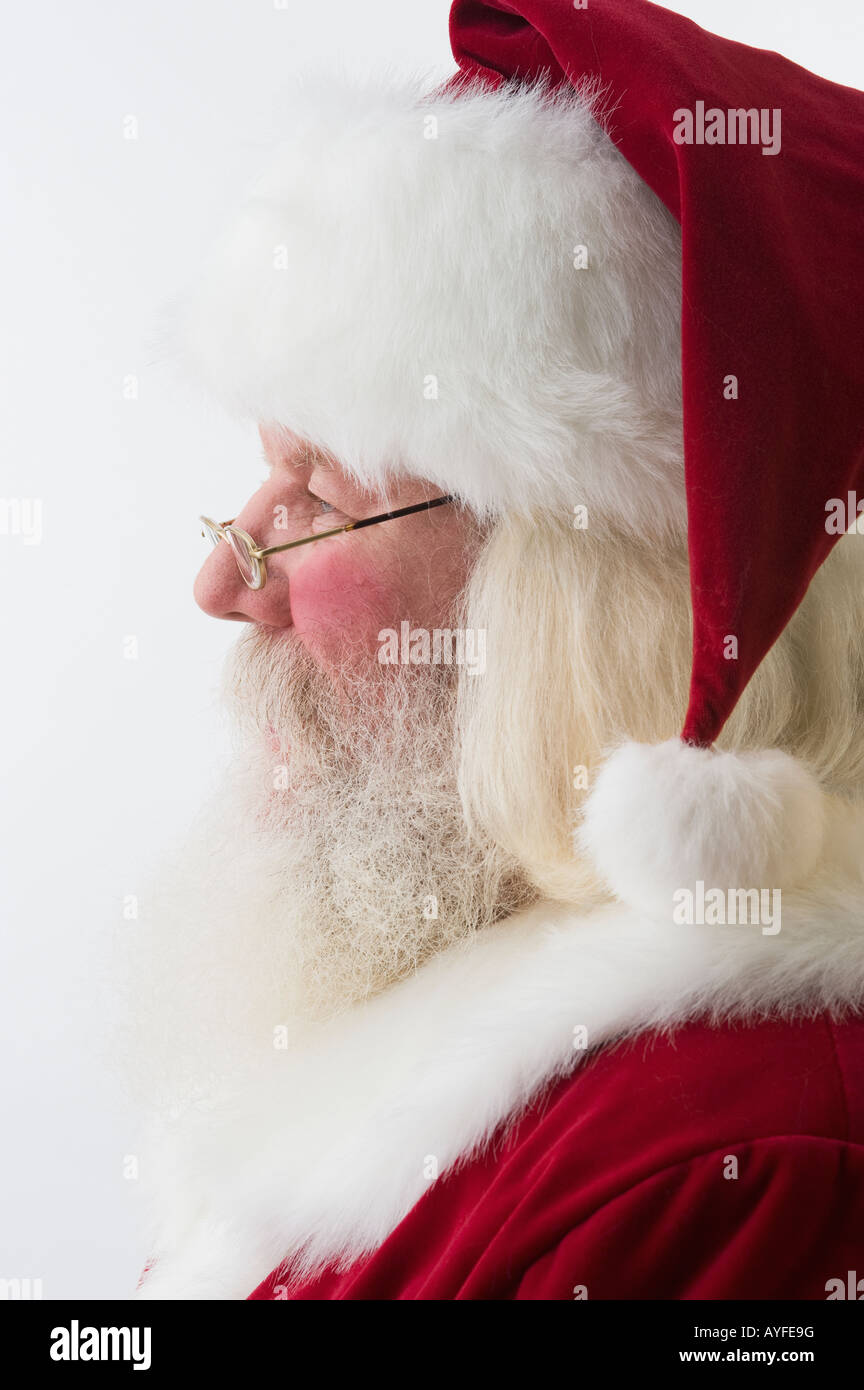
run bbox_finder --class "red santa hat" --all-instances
[172,0,864,906]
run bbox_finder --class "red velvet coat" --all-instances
[248,1012,864,1301]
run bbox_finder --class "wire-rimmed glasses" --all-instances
[200,494,454,591]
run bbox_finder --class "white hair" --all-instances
[456,515,864,901]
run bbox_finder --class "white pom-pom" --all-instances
[579,740,826,915]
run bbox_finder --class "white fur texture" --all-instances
[169,72,684,532]
[134,854,864,1301]
[579,740,827,914]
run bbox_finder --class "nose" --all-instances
[193,491,294,625]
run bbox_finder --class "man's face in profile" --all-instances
[125,425,531,1114]
[195,422,474,668]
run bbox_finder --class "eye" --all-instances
[309,493,349,530]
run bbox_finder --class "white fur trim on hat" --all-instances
[169,71,685,531]
[578,739,827,917]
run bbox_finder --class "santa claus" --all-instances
[125,0,864,1300]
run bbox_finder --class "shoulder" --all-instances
[499,1012,864,1299]
[517,1010,864,1165]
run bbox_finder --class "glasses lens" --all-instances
[225,528,262,589]
[201,519,221,548]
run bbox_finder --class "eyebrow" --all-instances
[308,464,374,510]
[262,436,382,510]
[265,441,333,472]
[285,447,376,506]
[295,448,334,471]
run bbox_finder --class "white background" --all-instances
[1,0,860,1299]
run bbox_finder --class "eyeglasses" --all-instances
[200,494,454,591]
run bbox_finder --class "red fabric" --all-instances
[442,0,864,745]
[249,1012,864,1299]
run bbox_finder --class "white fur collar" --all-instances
[135,843,864,1300]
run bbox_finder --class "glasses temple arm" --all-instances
[256,494,455,559]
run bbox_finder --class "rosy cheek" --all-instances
[288,550,399,663]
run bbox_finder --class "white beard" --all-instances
[118,627,532,1121]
